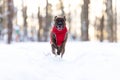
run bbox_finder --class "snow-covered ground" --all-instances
[0,41,120,80]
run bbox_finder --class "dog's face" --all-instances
[54,16,66,30]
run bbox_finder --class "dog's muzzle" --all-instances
[57,25,63,30]
[56,22,64,30]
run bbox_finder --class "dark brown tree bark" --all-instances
[106,0,113,42]
[7,0,14,44]
[81,0,90,41]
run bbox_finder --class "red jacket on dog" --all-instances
[50,26,68,47]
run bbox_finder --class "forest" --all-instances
[0,0,119,44]
[0,0,120,80]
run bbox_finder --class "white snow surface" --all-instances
[0,42,120,80]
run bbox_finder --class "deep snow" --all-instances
[0,42,120,80]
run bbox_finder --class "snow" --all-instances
[0,41,120,80]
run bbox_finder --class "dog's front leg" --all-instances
[57,46,61,55]
[51,44,56,55]
[51,33,57,55]
[60,46,65,58]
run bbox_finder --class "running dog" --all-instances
[50,16,68,58]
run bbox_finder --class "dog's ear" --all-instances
[64,16,66,21]
[54,16,57,21]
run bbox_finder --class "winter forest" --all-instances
[0,0,120,43]
[0,0,120,80]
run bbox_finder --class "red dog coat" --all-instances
[50,26,68,46]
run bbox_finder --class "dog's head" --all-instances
[54,16,66,30]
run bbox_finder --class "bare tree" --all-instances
[68,3,71,33]
[94,14,104,42]
[37,7,42,41]
[43,0,52,41]
[43,0,49,42]
[22,6,27,41]
[59,0,64,16]
[113,0,117,42]
[0,2,3,39]
[22,0,28,41]
[105,0,113,42]
[99,15,104,42]
[81,0,90,41]
[7,0,14,44]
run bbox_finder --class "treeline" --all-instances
[0,0,118,44]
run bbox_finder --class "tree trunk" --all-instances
[7,0,14,44]
[59,0,64,16]
[113,0,117,42]
[37,7,42,41]
[106,0,113,42]
[22,5,28,41]
[68,4,71,33]
[43,0,52,41]
[81,0,90,41]
[99,15,104,42]
[43,0,49,42]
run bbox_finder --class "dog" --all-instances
[50,16,68,58]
